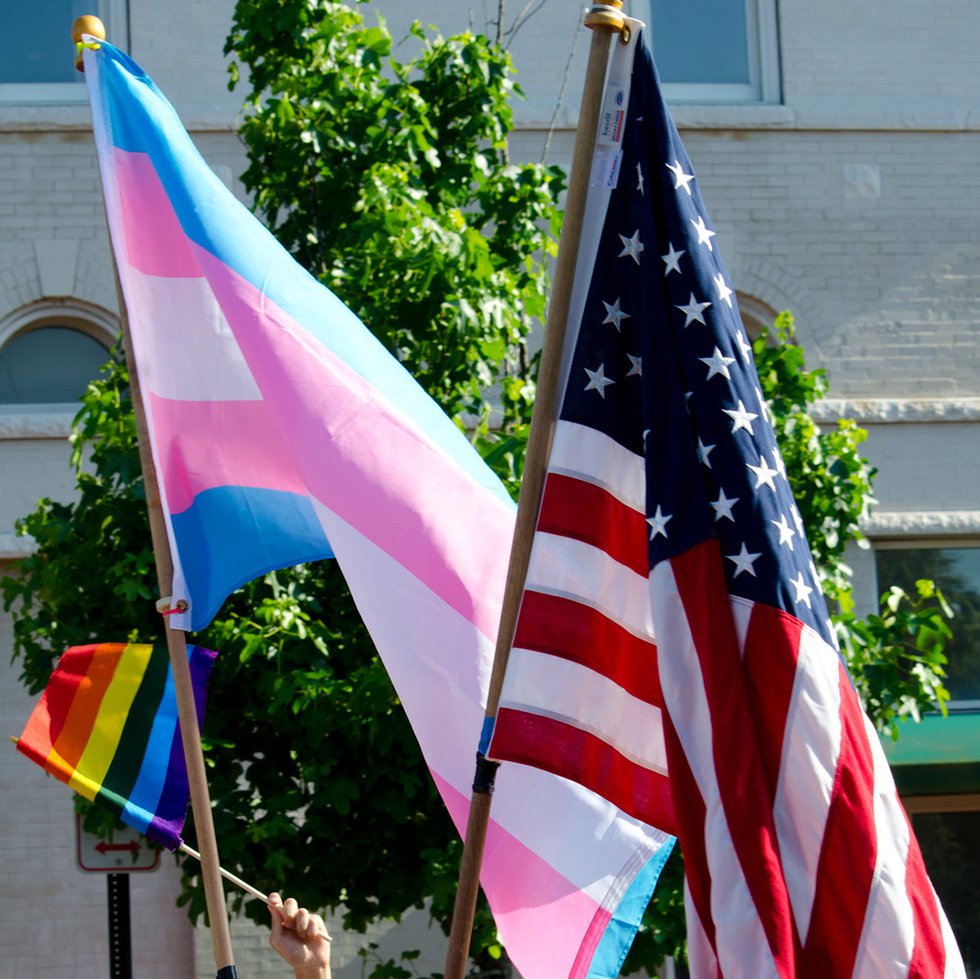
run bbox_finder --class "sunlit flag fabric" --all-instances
[17,642,216,850]
[81,38,673,978]
[488,25,965,978]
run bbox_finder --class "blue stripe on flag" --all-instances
[121,664,178,832]
[170,485,333,630]
[585,839,676,979]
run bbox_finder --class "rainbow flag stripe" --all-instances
[17,642,216,850]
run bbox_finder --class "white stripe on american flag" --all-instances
[503,647,668,773]
[650,559,782,979]
[549,420,646,510]
[526,533,656,641]
[853,714,916,977]
[684,878,720,979]
[773,625,842,941]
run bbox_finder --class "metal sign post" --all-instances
[76,816,157,978]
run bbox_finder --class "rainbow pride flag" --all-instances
[17,642,216,851]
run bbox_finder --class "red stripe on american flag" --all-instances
[903,808,948,978]
[799,663,877,975]
[514,590,662,707]
[538,472,649,577]
[742,603,803,799]
[669,540,798,975]
[662,710,716,956]
[492,707,677,833]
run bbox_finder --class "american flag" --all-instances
[488,31,964,978]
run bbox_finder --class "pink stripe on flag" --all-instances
[114,150,200,277]
[194,245,513,640]
[148,394,307,514]
[432,771,607,979]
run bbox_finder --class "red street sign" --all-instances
[76,815,159,873]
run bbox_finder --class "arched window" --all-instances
[0,304,116,406]
[736,293,777,342]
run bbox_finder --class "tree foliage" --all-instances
[224,0,562,433]
[1,3,955,977]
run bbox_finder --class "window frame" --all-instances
[640,0,781,105]
[0,0,128,106]
[0,300,117,411]
[872,538,980,712]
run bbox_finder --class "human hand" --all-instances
[268,892,332,979]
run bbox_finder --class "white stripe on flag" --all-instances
[527,534,655,641]
[773,625,842,941]
[853,715,916,979]
[549,421,645,511]
[502,647,668,773]
[126,271,262,401]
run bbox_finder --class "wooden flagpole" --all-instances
[442,5,627,977]
[72,16,237,976]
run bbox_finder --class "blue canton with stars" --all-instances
[559,35,835,648]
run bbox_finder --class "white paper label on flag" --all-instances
[590,148,624,190]
[598,84,628,146]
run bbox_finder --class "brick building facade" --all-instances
[1,1,977,974]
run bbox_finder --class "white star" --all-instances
[723,399,759,434]
[697,437,715,468]
[602,297,630,331]
[626,353,642,377]
[661,243,685,277]
[791,571,814,609]
[584,363,615,398]
[666,159,694,195]
[711,488,739,522]
[713,272,734,308]
[676,293,711,327]
[618,229,645,265]
[736,330,753,362]
[699,346,736,381]
[773,449,787,480]
[771,513,797,550]
[747,454,780,491]
[691,215,717,251]
[647,505,672,540]
[791,506,805,535]
[726,543,762,578]
[636,162,645,195]
[827,619,839,647]
[755,386,771,422]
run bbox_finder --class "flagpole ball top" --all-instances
[584,1,626,32]
[72,14,106,71]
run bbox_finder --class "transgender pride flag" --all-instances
[82,39,672,979]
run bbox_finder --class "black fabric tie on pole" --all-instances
[216,967,238,978]
[472,753,500,795]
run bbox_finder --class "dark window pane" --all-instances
[0,326,109,403]
[911,811,980,974]
[648,0,751,85]
[875,548,980,703]
[2,0,92,84]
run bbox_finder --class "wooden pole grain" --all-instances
[73,15,236,974]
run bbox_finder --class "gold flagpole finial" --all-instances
[72,15,106,72]
[584,1,626,32]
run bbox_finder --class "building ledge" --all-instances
[0,405,75,439]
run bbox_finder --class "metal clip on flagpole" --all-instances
[442,5,628,977]
[72,16,238,978]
